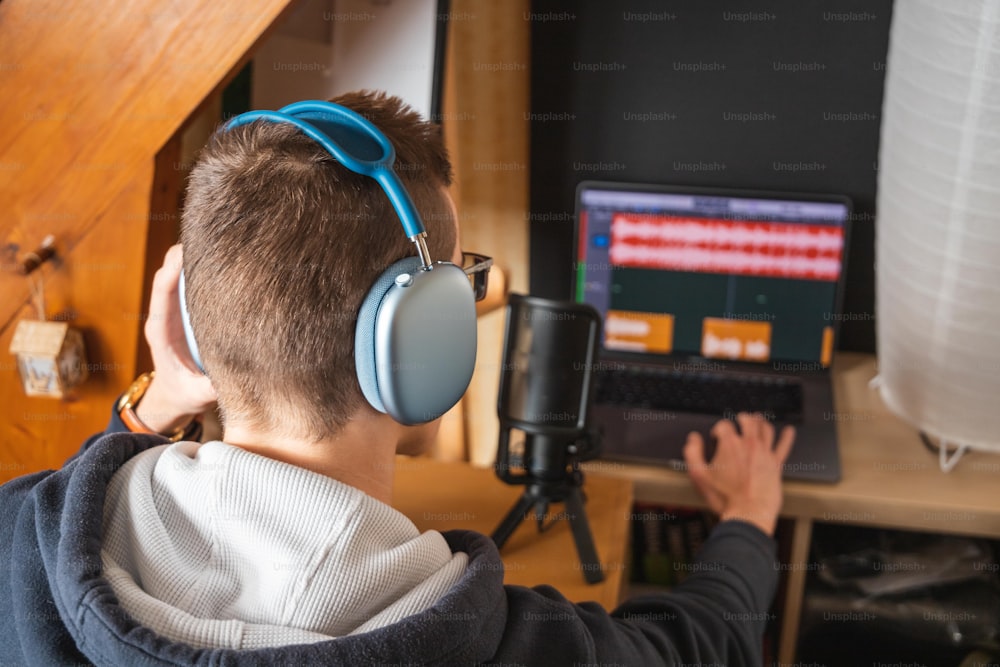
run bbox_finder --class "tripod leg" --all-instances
[491,491,537,550]
[534,499,550,532]
[565,487,605,584]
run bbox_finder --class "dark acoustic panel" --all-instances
[528,0,893,352]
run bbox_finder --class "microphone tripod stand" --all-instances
[492,430,605,584]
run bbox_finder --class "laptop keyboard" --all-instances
[594,367,804,422]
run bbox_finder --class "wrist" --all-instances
[117,372,201,442]
[135,375,198,435]
[720,504,779,537]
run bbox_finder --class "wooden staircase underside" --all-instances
[0,0,296,479]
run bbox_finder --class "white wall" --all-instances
[252,0,439,119]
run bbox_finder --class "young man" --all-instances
[0,91,794,665]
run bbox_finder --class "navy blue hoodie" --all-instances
[0,411,778,665]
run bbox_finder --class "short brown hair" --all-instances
[181,91,456,439]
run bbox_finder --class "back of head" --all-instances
[181,91,456,440]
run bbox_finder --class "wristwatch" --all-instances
[117,372,201,442]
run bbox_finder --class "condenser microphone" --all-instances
[492,293,605,583]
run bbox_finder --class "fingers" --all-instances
[710,418,737,442]
[161,244,184,280]
[148,246,183,312]
[729,412,782,451]
[146,246,183,343]
[735,413,759,443]
[144,245,205,377]
[683,432,726,514]
[683,431,707,471]
[729,412,794,463]
[774,425,796,463]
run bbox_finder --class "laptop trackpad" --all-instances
[600,407,720,467]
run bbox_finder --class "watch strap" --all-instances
[117,372,202,442]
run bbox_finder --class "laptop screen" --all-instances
[574,182,851,367]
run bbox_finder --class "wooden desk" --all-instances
[392,457,634,611]
[582,352,1000,663]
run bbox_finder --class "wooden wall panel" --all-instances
[442,0,532,465]
[0,0,294,481]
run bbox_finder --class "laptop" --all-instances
[573,181,852,483]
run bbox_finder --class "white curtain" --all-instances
[876,0,1000,465]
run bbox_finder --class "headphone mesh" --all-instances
[354,256,425,412]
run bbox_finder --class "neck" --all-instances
[222,411,408,505]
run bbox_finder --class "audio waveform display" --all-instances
[609,214,844,281]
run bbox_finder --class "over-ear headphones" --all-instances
[178,100,477,425]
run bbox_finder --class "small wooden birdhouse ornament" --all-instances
[8,320,88,398]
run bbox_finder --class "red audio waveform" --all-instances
[609,213,844,281]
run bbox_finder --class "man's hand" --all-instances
[683,413,795,537]
[134,244,217,434]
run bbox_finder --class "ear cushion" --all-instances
[355,256,424,413]
[178,270,205,373]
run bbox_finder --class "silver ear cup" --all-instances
[374,263,477,424]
